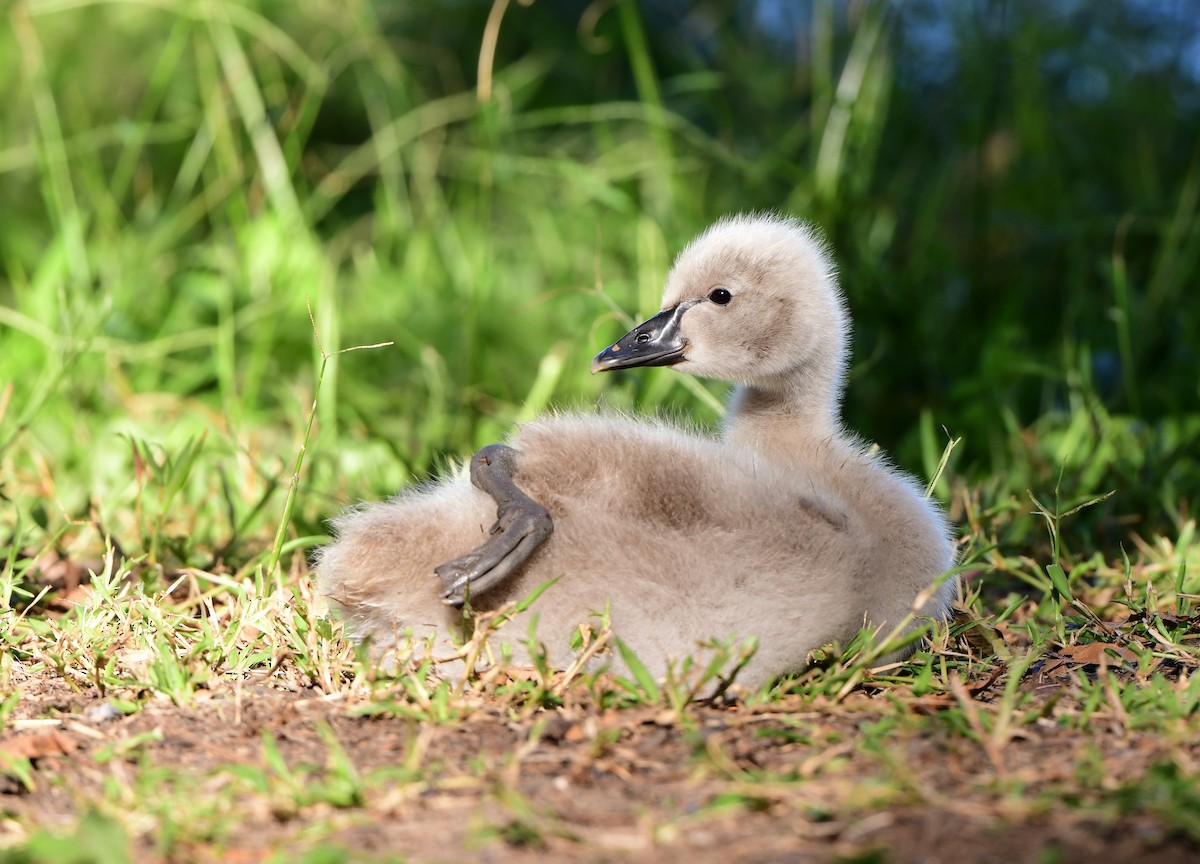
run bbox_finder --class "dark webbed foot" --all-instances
[434,444,554,607]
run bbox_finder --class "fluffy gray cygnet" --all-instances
[316,213,957,687]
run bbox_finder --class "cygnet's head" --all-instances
[593,213,848,396]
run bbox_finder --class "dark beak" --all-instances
[591,301,697,374]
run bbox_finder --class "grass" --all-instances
[1,0,1199,861]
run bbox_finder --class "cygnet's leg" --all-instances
[434,444,553,607]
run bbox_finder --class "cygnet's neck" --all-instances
[722,369,849,463]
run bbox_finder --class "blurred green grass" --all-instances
[0,0,1197,573]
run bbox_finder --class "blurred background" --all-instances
[1,0,1197,573]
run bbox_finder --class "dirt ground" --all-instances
[3,660,1199,864]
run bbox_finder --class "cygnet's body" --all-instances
[317,214,956,687]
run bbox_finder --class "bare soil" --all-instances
[2,660,1198,864]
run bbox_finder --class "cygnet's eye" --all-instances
[708,287,733,306]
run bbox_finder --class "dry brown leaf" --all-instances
[0,731,79,763]
[952,609,1007,657]
[1041,642,1140,676]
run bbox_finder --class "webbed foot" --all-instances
[434,444,553,606]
